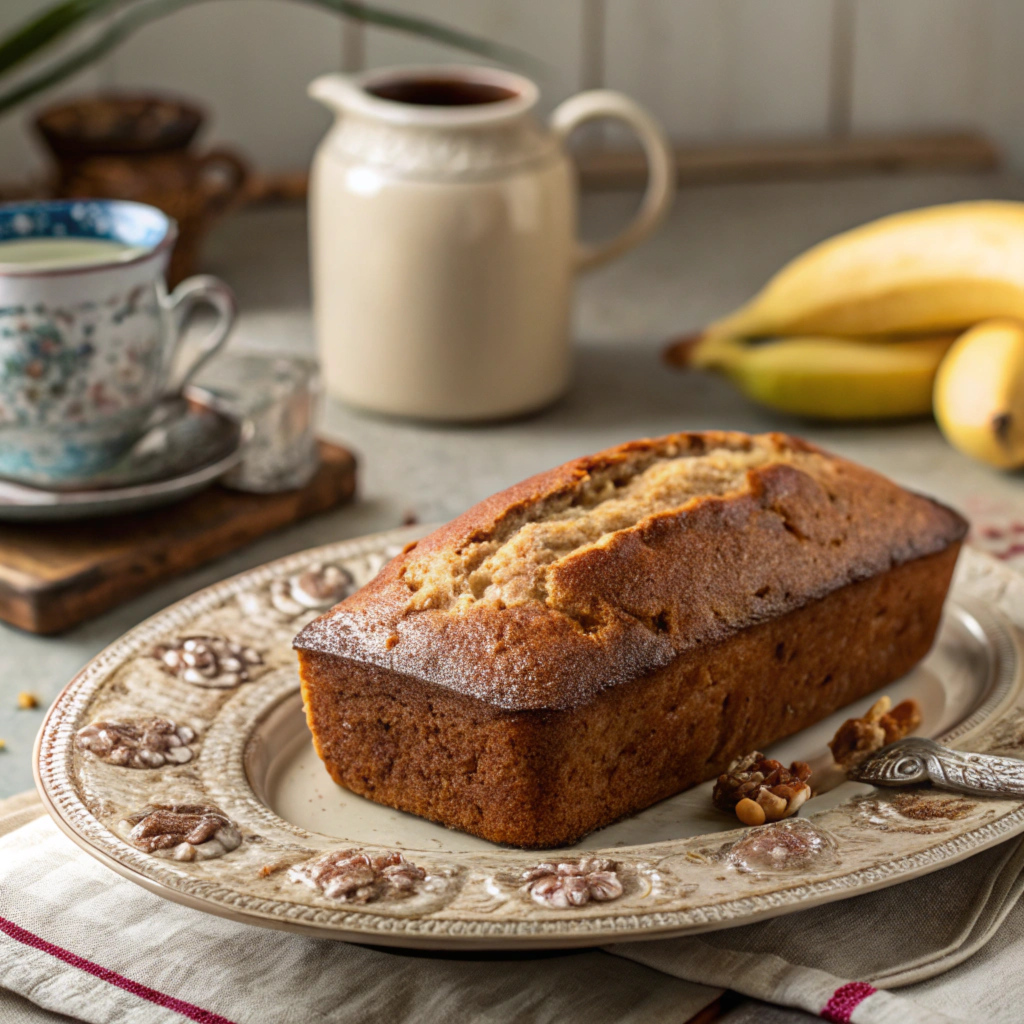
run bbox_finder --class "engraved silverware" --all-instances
[849,737,1024,799]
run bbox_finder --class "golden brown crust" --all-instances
[294,431,966,712]
[299,545,960,847]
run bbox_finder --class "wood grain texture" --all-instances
[0,441,356,635]
[243,132,999,204]
[575,132,999,188]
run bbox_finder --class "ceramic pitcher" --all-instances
[309,65,675,421]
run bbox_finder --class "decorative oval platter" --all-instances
[34,528,1024,950]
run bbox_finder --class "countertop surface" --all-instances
[4,171,1024,798]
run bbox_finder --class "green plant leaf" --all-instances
[0,0,202,116]
[0,0,118,76]
[0,0,540,117]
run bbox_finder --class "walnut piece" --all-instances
[269,563,353,617]
[713,751,812,824]
[76,717,195,768]
[830,696,922,770]
[153,636,263,688]
[521,857,624,908]
[289,849,426,903]
[121,804,241,861]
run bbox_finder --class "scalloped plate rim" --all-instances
[31,529,1024,950]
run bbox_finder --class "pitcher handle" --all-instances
[550,90,676,272]
[163,275,236,395]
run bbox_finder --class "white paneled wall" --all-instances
[980,0,1024,167]
[850,0,987,134]
[107,1,345,173]
[604,1,834,141]
[1,0,1024,181]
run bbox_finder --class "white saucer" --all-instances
[0,394,250,521]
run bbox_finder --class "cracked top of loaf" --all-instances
[294,431,967,711]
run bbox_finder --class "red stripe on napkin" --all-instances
[821,981,876,1022]
[0,914,237,1024]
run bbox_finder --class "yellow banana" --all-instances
[706,201,1024,339]
[934,318,1024,468]
[675,332,957,420]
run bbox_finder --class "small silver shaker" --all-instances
[188,353,321,492]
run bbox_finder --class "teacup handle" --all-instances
[550,90,676,272]
[163,275,237,394]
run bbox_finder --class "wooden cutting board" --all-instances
[0,440,356,635]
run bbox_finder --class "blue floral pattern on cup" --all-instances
[0,200,235,486]
[0,292,163,428]
[0,200,168,247]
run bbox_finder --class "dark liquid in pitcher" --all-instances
[368,79,517,107]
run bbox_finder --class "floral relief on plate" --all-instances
[34,533,1024,947]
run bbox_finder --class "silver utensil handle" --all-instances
[849,737,1024,798]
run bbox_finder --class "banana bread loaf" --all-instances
[294,431,966,848]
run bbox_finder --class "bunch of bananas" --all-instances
[665,200,1024,468]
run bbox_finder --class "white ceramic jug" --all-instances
[309,65,675,421]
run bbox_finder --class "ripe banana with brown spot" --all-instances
[934,318,1024,468]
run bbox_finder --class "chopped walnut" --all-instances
[830,696,922,770]
[120,804,241,861]
[713,751,812,824]
[76,717,195,768]
[289,849,426,903]
[153,636,263,688]
[521,857,624,909]
[269,563,353,617]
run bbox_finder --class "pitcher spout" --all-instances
[308,74,358,114]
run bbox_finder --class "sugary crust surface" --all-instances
[295,431,966,712]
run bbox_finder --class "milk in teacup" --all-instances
[0,237,148,270]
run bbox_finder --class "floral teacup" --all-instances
[0,199,235,486]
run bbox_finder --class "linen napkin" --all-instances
[614,831,1024,1022]
[0,795,716,1024]
[6,788,1024,1024]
